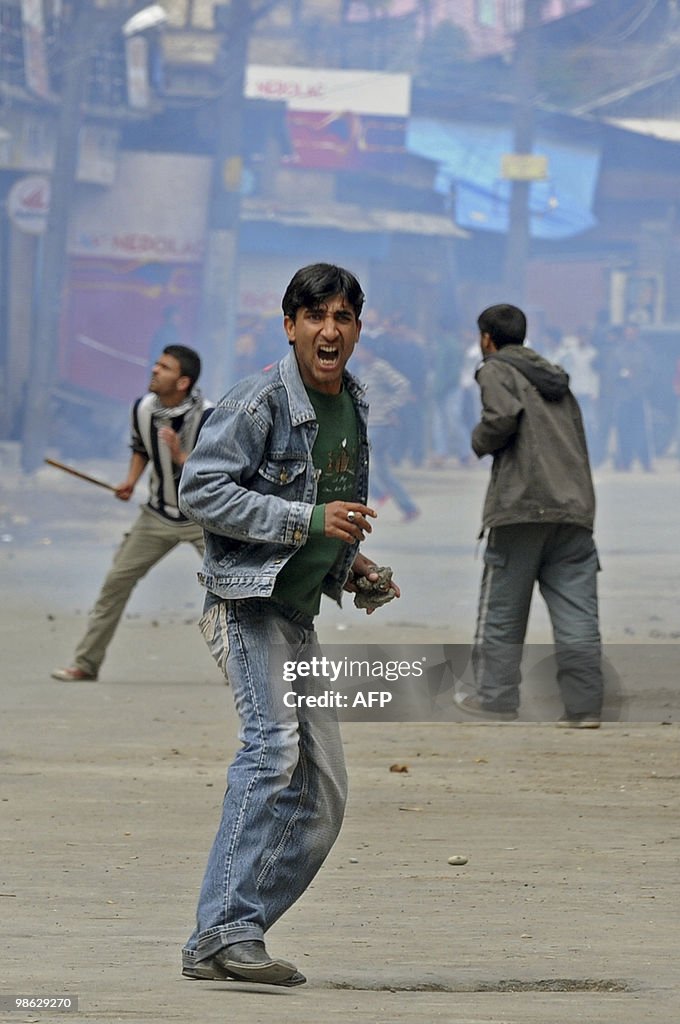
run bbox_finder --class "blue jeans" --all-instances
[182,597,347,968]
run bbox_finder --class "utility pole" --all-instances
[200,0,286,396]
[20,2,94,472]
[20,0,149,473]
[199,0,251,398]
[502,0,542,307]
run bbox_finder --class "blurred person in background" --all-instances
[431,327,483,468]
[373,312,428,468]
[429,327,464,467]
[354,342,420,521]
[554,327,599,457]
[51,346,213,682]
[592,323,622,466]
[611,321,654,472]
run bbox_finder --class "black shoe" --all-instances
[182,957,232,981]
[182,955,306,987]
[213,940,306,986]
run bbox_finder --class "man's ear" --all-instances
[284,315,296,346]
[480,332,495,354]
[177,374,191,394]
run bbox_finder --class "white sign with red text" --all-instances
[69,152,210,262]
[245,65,411,117]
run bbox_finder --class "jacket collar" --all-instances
[279,348,367,426]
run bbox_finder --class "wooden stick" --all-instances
[44,458,117,492]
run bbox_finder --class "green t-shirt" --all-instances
[272,385,359,616]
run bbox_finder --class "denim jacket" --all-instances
[178,349,370,604]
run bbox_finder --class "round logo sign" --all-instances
[7,175,51,234]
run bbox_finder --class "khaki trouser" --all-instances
[73,506,204,677]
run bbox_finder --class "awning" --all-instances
[406,119,601,240]
[241,197,468,237]
[604,117,680,143]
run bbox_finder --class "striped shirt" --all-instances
[131,390,213,523]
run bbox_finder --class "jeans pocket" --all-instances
[199,601,229,677]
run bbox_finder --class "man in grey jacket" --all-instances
[455,303,603,728]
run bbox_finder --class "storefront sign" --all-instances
[245,65,411,171]
[7,174,50,234]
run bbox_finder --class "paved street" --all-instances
[1,453,679,1022]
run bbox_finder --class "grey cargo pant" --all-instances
[472,523,603,716]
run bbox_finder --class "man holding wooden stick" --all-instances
[51,345,213,682]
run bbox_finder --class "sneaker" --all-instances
[51,666,97,682]
[454,691,518,721]
[557,712,601,729]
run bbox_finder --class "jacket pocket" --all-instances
[257,455,307,488]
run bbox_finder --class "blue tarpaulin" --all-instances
[407,118,601,239]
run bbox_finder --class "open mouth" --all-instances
[317,345,339,366]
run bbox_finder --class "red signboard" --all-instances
[285,111,407,172]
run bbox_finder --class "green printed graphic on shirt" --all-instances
[273,386,359,616]
[313,391,359,501]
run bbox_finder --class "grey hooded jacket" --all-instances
[472,345,595,532]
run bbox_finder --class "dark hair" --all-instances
[282,263,365,321]
[477,304,527,348]
[163,344,201,388]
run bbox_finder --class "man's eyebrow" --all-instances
[303,304,355,319]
